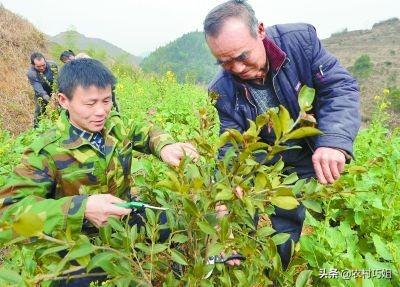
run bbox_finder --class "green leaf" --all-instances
[302,200,322,213]
[255,113,270,128]
[233,270,248,284]
[39,245,69,258]
[227,129,244,144]
[183,198,199,217]
[130,225,138,242]
[282,127,322,142]
[171,234,189,244]
[76,254,91,267]
[197,221,216,235]
[0,268,23,284]
[244,197,255,217]
[243,120,258,140]
[218,131,232,148]
[295,270,312,287]
[279,105,293,135]
[254,173,267,191]
[257,226,276,237]
[12,212,44,237]
[67,241,95,260]
[135,243,151,254]
[372,233,393,260]
[272,233,290,245]
[152,243,168,254]
[348,165,367,174]
[171,249,188,265]
[107,217,125,233]
[273,187,294,197]
[270,196,299,210]
[215,190,234,201]
[145,208,156,226]
[208,242,225,256]
[282,173,299,185]
[269,109,282,141]
[292,179,306,195]
[298,85,315,112]
[157,171,181,192]
[272,159,285,172]
[87,252,116,272]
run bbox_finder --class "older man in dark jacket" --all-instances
[204,0,360,269]
[27,52,58,128]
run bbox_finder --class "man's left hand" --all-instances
[312,147,345,184]
[160,142,199,166]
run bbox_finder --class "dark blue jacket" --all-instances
[209,23,360,178]
[27,61,58,98]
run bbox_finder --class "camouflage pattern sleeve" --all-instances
[130,122,175,158]
[0,147,87,241]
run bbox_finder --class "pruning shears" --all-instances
[114,201,168,211]
[204,254,246,279]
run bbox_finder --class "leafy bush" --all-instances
[0,69,399,286]
[350,54,373,79]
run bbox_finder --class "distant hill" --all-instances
[47,30,142,66]
[322,17,400,124]
[0,5,49,134]
[140,31,218,84]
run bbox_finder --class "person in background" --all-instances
[27,52,58,128]
[59,49,75,63]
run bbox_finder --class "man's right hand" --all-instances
[84,194,131,228]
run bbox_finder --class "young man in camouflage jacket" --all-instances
[0,58,198,241]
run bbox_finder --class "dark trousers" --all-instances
[54,209,169,286]
[33,97,48,128]
[270,204,306,269]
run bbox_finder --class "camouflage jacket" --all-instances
[0,110,174,240]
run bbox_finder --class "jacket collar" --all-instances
[57,110,118,150]
[262,35,286,73]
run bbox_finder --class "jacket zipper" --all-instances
[272,57,316,153]
[242,84,258,115]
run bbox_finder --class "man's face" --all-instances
[206,18,267,80]
[59,85,113,133]
[33,58,47,73]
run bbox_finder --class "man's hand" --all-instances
[160,142,199,167]
[312,147,346,184]
[221,251,241,266]
[215,202,229,219]
[84,194,131,228]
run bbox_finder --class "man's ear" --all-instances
[58,93,69,110]
[258,22,265,39]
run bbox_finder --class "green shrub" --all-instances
[350,54,373,79]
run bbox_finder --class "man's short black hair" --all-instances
[60,49,75,61]
[204,0,258,38]
[30,52,45,65]
[58,58,116,100]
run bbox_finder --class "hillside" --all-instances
[48,30,142,66]
[322,18,400,123]
[0,5,49,135]
[140,31,218,84]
